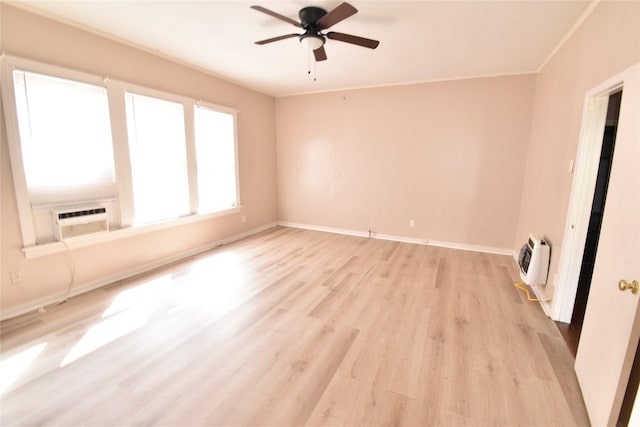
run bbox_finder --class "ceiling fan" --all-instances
[251,2,380,62]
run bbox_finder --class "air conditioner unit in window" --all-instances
[53,207,109,241]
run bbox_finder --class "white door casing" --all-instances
[574,62,640,426]
[552,90,609,323]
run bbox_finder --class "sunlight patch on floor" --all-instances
[172,251,246,312]
[60,275,170,367]
[0,342,48,395]
[102,274,170,318]
[60,305,150,367]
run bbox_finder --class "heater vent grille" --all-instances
[518,234,550,286]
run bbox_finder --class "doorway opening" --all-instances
[557,90,622,356]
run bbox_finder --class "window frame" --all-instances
[12,68,117,208]
[121,85,194,225]
[1,55,242,257]
[194,101,241,215]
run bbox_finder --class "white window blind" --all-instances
[194,106,238,213]
[125,92,190,224]
[12,70,115,206]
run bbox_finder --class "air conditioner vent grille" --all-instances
[57,207,106,219]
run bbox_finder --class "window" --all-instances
[194,105,238,214]
[2,55,241,251]
[12,70,115,206]
[125,92,190,224]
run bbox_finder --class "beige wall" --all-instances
[514,0,640,301]
[0,5,278,315]
[276,75,536,250]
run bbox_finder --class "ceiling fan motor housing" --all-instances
[299,6,327,29]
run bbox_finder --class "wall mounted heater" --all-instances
[54,207,109,241]
[518,234,550,286]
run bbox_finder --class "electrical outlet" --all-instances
[409,219,415,228]
[10,271,22,285]
[241,215,246,223]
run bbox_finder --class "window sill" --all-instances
[23,206,242,259]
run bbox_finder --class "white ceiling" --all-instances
[11,0,593,97]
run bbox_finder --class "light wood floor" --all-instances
[1,226,589,426]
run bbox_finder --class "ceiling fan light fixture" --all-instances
[300,34,325,50]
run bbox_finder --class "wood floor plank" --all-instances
[0,227,589,426]
[305,372,365,427]
[386,306,430,399]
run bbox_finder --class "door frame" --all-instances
[552,64,635,323]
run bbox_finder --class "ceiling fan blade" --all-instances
[317,2,358,30]
[313,46,328,62]
[250,5,302,28]
[254,33,300,45]
[326,32,379,49]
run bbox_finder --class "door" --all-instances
[575,62,640,426]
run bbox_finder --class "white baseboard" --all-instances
[279,222,371,239]
[530,286,553,317]
[0,222,278,321]
[278,221,513,256]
